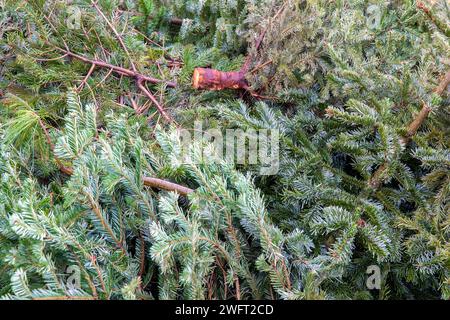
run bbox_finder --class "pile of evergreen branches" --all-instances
[0,0,448,300]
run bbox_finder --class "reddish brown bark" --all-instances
[190,30,259,92]
[192,68,248,91]
[60,49,176,88]
[435,70,450,96]
[191,4,286,93]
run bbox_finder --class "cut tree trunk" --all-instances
[192,68,248,91]
[191,4,287,93]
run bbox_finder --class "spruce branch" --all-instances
[90,255,108,295]
[34,112,192,195]
[417,1,450,36]
[33,108,74,175]
[118,9,183,26]
[369,70,449,188]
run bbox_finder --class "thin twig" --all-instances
[136,77,171,122]
[241,2,287,73]
[128,93,140,112]
[85,191,127,255]
[138,232,146,278]
[234,277,241,300]
[78,63,96,92]
[35,53,68,61]
[91,1,137,72]
[249,59,273,74]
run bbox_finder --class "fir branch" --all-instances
[33,106,192,195]
[83,190,127,255]
[369,70,449,188]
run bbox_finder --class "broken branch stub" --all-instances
[192,68,249,91]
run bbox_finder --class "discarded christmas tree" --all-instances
[0,0,448,300]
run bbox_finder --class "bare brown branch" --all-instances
[57,47,176,88]
[52,46,175,122]
[77,63,96,92]
[142,176,194,196]
[434,70,450,96]
[136,77,172,122]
